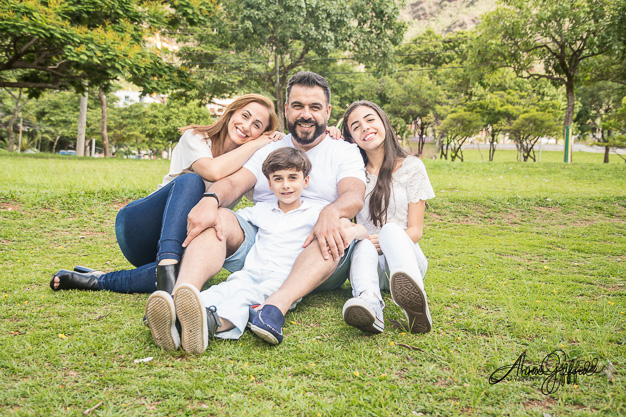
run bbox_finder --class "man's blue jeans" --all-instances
[97,173,205,293]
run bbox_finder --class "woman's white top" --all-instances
[157,129,214,190]
[356,155,435,235]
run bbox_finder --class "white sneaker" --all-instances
[342,294,385,334]
[173,284,208,354]
[390,269,432,333]
[145,291,180,351]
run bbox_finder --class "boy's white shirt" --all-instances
[243,134,366,205]
[235,200,325,275]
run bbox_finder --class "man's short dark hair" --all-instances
[286,71,331,105]
[262,147,312,179]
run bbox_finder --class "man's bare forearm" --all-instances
[326,185,365,219]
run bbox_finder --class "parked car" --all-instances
[59,150,76,156]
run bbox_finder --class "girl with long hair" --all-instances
[340,100,435,334]
[50,94,280,294]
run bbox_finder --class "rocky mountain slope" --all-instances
[401,0,498,38]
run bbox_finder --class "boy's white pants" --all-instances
[349,223,428,301]
[200,269,285,340]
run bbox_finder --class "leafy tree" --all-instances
[106,103,149,155]
[143,98,213,153]
[509,111,561,162]
[0,0,216,93]
[0,87,30,151]
[29,91,81,153]
[178,0,406,130]
[598,97,626,163]
[574,81,626,162]
[1,0,219,155]
[438,111,483,162]
[26,90,104,153]
[392,30,479,156]
[384,72,440,155]
[466,91,520,162]
[474,0,619,138]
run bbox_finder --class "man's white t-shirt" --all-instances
[236,200,324,275]
[243,134,366,205]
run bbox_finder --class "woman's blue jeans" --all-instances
[97,173,206,293]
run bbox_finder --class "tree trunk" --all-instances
[563,79,575,140]
[52,135,60,154]
[439,138,448,160]
[451,138,466,162]
[489,131,497,162]
[7,116,16,152]
[99,88,110,157]
[77,89,88,157]
[274,52,285,132]
[418,124,427,156]
[601,128,609,163]
[17,117,23,152]
[5,88,29,152]
[436,134,444,159]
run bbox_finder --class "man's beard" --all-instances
[287,117,327,145]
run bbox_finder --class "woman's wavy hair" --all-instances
[341,100,407,228]
[179,94,278,157]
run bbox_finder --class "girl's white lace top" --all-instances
[356,155,435,235]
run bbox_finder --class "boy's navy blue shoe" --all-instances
[249,305,284,345]
[246,305,260,328]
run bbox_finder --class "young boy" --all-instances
[145,147,366,353]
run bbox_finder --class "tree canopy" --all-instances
[473,0,621,137]
[0,0,217,94]
[176,0,406,129]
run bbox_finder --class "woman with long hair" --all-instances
[340,100,435,334]
[50,94,280,294]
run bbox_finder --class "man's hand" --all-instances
[367,234,382,255]
[183,197,222,247]
[303,206,349,261]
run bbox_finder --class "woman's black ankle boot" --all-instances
[156,263,180,294]
[50,270,101,291]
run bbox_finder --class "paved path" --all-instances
[409,140,625,155]
[461,143,625,154]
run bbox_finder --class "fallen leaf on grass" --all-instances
[10,330,24,336]
[94,313,110,320]
[133,357,153,364]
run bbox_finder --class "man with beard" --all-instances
[166,71,366,345]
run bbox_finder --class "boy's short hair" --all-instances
[262,147,312,179]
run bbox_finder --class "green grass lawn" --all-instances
[1,153,624,416]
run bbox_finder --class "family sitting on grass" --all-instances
[50,71,435,352]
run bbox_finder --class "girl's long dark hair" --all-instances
[341,100,407,228]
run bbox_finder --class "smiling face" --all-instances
[227,101,271,146]
[285,85,331,149]
[346,105,386,152]
[267,168,309,211]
